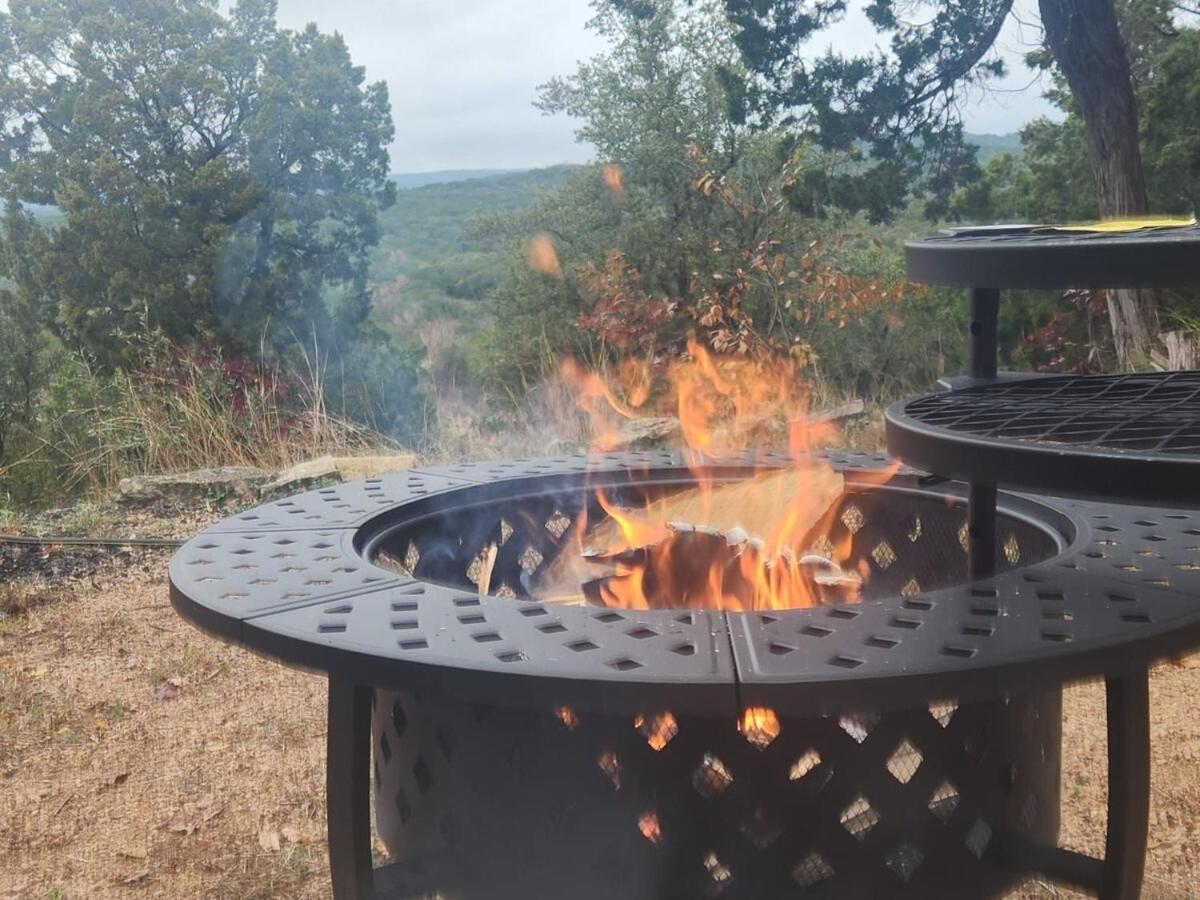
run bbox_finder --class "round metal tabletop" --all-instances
[170,452,1200,717]
[886,371,1200,507]
[905,223,1200,289]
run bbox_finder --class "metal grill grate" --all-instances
[904,372,1200,454]
[886,373,1200,505]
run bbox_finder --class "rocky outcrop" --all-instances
[115,466,271,506]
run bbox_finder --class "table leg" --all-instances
[1101,670,1150,900]
[967,482,998,581]
[328,677,376,900]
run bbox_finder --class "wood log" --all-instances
[534,466,845,603]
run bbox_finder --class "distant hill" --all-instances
[965,132,1022,162]
[369,165,578,333]
[390,169,528,190]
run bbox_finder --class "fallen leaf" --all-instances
[118,846,147,860]
[259,828,281,852]
[119,869,150,885]
[164,804,223,836]
[153,681,181,702]
[280,825,305,844]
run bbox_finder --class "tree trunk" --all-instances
[1039,0,1158,369]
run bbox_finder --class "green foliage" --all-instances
[0,0,395,368]
[952,118,1099,223]
[1140,28,1200,214]
[368,167,575,325]
[466,0,944,402]
[717,0,1009,220]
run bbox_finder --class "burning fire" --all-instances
[543,338,895,611]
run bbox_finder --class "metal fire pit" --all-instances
[170,451,1200,900]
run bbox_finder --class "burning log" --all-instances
[534,466,851,609]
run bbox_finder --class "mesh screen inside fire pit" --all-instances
[369,479,1060,609]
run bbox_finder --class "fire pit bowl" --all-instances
[170,451,1200,899]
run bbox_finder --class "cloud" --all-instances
[270,0,1055,172]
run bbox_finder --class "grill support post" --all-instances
[967,483,998,580]
[1101,669,1151,900]
[965,286,1001,579]
[328,678,376,900]
[967,286,1000,381]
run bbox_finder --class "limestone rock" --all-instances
[259,454,417,498]
[115,466,271,506]
[611,417,681,450]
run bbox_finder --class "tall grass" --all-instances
[3,341,395,504]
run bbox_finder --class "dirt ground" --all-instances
[2,543,1200,899]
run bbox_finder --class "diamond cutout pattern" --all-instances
[693,754,734,798]
[793,851,835,888]
[928,779,959,823]
[929,700,957,728]
[885,842,924,882]
[840,794,880,840]
[965,818,992,858]
[871,540,897,570]
[1003,533,1021,566]
[789,748,822,781]
[838,711,879,744]
[636,712,679,751]
[886,739,923,784]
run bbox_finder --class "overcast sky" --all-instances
[273,1,1061,173]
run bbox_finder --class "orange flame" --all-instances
[740,707,781,749]
[638,810,663,844]
[552,338,898,611]
[601,164,625,199]
[527,232,562,278]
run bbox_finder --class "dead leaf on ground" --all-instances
[118,846,147,860]
[258,828,281,851]
[280,825,305,844]
[164,804,223,836]
[153,679,181,702]
[119,869,150,885]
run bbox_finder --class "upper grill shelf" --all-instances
[905,222,1200,289]
[887,371,1200,506]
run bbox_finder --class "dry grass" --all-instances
[419,376,591,463]
[9,344,396,502]
[1,559,332,899]
[87,355,390,490]
[0,578,55,617]
[5,555,1200,898]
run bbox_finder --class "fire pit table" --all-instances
[171,449,1200,900]
[170,222,1200,900]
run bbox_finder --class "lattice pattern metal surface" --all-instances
[170,454,1200,716]
[903,372,1200,455]
[371,684,1061,900]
